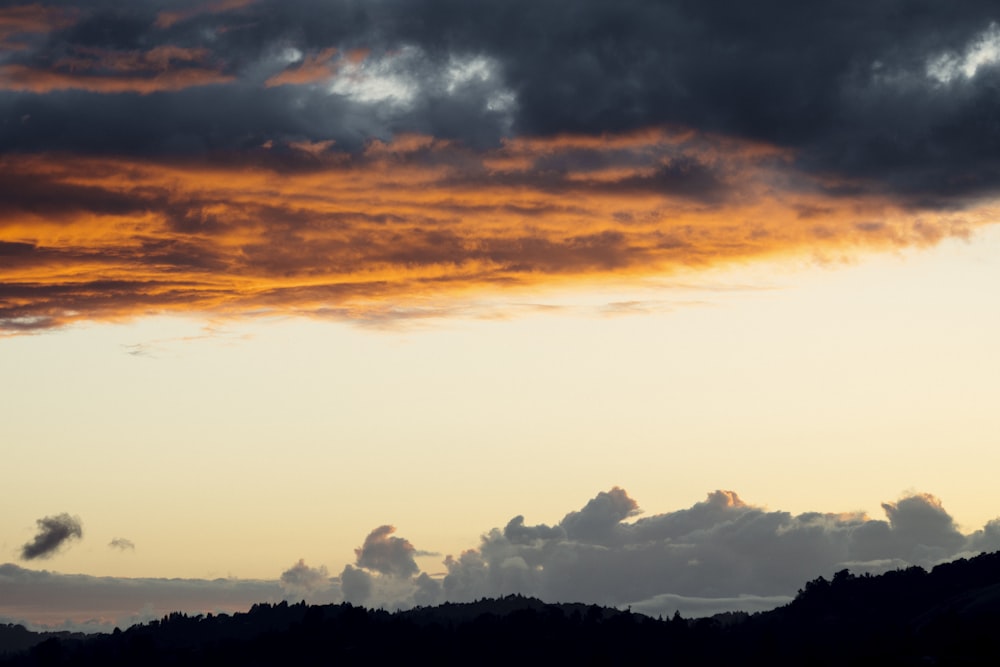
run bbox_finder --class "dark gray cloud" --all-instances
[2,1,999,203]
[20,514,83,560]
[3,1,997,333]
[354,525,419,578]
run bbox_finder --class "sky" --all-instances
[2,0,1000,631]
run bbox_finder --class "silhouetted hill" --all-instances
[3,551,1000,665]
[0,626,92,658]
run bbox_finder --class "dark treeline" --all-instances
[4,550,1000,666]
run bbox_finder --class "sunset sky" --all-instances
[3,0,1000,630]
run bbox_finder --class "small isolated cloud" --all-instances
[279,559,330,598]
[21,514,82,560]
[354,525,419,578]
[108,538,135,551]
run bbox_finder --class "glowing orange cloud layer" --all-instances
[0,129,986,331]
[155,0,258,29]
[0,4,75,50]
[0,42,234,94]
[265,48,340,87]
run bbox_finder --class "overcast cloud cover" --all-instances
[5,489,1000,630]
[2,0,999,330]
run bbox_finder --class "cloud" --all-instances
[0,1,998,332]
[433,488,1000,610]
[20,514,83,560]
[155,0,258,29]
[265,47,340,87]
[338,564,371,604]
[354,525,419,578]
[628,593,795,619]
[278,559,330,598]
[0,39,234,95]
[0,134,983,333]
[108,538,135,551]
[4,489,1000,630]
[0,4,75,50]
[1,0,999,201]
[0,563,289,632]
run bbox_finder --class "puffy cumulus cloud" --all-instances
[20,514,83,560]
[560,486,641,543]
[432,488,1000,613]
[338,564,371,605]
[279,559,330,599]
[1,1,999,333]
[879,493,966,560]
[967,518,1000,553]
[5,490,1000,628]
[354,525,419,579]
[412,572,443,607]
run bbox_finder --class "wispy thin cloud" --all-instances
[108,538,135,551]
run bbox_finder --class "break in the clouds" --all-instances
[2,1,999,332]
[20,513,82,560]
[5,489,1000,629]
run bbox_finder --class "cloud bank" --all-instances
[20,514,83,560]
[321,488,1000,618]
[5,489,1000,629]
[2,1,999,331]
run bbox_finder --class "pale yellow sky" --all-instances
[3,226,999,581]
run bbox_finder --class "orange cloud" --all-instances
[265,48,340,87]
[155,0,258,29]
[0,63,234,93]
[0,129,987,331]
[0,4,76,50]
[53,45,215,74]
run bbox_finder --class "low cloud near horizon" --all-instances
[5,489,1000,630]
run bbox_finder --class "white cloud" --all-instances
[927,22,1000,83]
